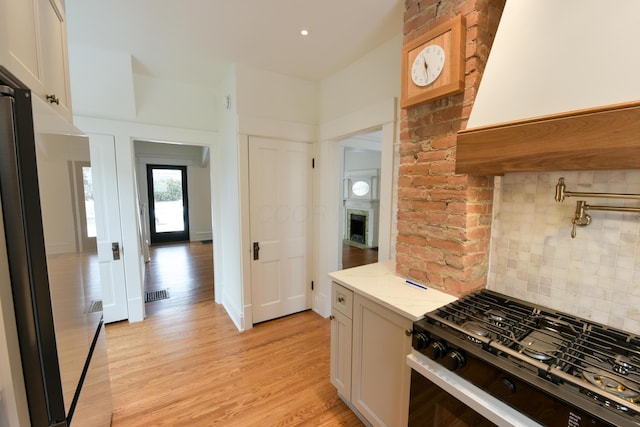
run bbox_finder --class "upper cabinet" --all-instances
[0,0,72,120]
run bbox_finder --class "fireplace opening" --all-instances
[349,214,366,244]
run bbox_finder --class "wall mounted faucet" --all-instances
[571,201,591,238]
[555,177,640,238]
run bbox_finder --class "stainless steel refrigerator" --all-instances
[0,67,112,426]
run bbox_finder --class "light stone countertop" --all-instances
[329,261,457,321]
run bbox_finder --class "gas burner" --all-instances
[536,315,576,335]
[581,389,634,413]
[610,354,635,376]
[519,330,558,361]
[485,308,507,327]
[582,368,640,404]
[462,321,489,344]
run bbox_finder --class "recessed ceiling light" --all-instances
[300,29,310,36]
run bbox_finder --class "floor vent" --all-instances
[88,300,103,313]
[145,289,170,303]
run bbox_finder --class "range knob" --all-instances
[412,332,429,350]
[443,350,466,371]
[500,377,516,395]
[426,341,446,360]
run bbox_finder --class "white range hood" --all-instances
[468,0,640,129]
[455,0,640,175]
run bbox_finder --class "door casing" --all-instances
[89,134,128,323]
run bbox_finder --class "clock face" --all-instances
[411,45,446,87]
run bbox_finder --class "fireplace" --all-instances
[346,208,374,247]
[349,214,366,244]
[343,169,379,249]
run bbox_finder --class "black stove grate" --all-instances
[422,289,640,420]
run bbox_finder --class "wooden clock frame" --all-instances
[401,15,466,108]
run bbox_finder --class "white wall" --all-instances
[319,35,402,123]
[344,147,381,172]
[68,44,218,131]
[187,162,213,242]
[469,0,640,128]
[133,74,218,131]
[67,44,137,120]
[236,65,318,125]
[212,66,245,329]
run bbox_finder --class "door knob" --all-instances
[112,242,121,260]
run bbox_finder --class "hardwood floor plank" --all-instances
[105,242,362,426]
[342,243,378,269]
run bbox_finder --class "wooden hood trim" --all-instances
[455,101,640,176]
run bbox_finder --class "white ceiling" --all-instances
[65,0,404,88]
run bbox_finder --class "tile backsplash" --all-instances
[487,170,640,335]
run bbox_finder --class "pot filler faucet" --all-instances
[554,177,640,238]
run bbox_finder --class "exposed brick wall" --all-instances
[397,0,505,297]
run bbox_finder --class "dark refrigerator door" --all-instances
[67,322,112,426]
[0,85,67,425]
[33,127,107,423]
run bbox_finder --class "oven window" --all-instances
[409,370,497,427]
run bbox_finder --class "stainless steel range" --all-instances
[409,290,640,427]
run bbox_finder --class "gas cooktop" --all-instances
[414,290,640,426]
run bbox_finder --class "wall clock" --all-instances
[401,15,466,108]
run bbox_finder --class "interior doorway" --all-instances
[133,140,215,313]
[339,130,382,270]
[147,165,190,244]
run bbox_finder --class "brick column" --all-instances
[397,0,505,296]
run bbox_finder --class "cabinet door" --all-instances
[352,295,412,427]
[39,0,72,119]
[4,0,45,90]
[330,309,352,399]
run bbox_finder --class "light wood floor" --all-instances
[105,242,363,426]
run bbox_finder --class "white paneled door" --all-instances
[89,134,128,323]
[249,137,312,324]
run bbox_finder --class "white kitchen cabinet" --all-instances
[2,0,41,83]
[330,309,352,398]
[38,0,72,118]
[0,0,72,120]
[330,280,413,427]
[351,293,412,427]
[330,283,353,399]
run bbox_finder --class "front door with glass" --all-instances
[147,165,190,244]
